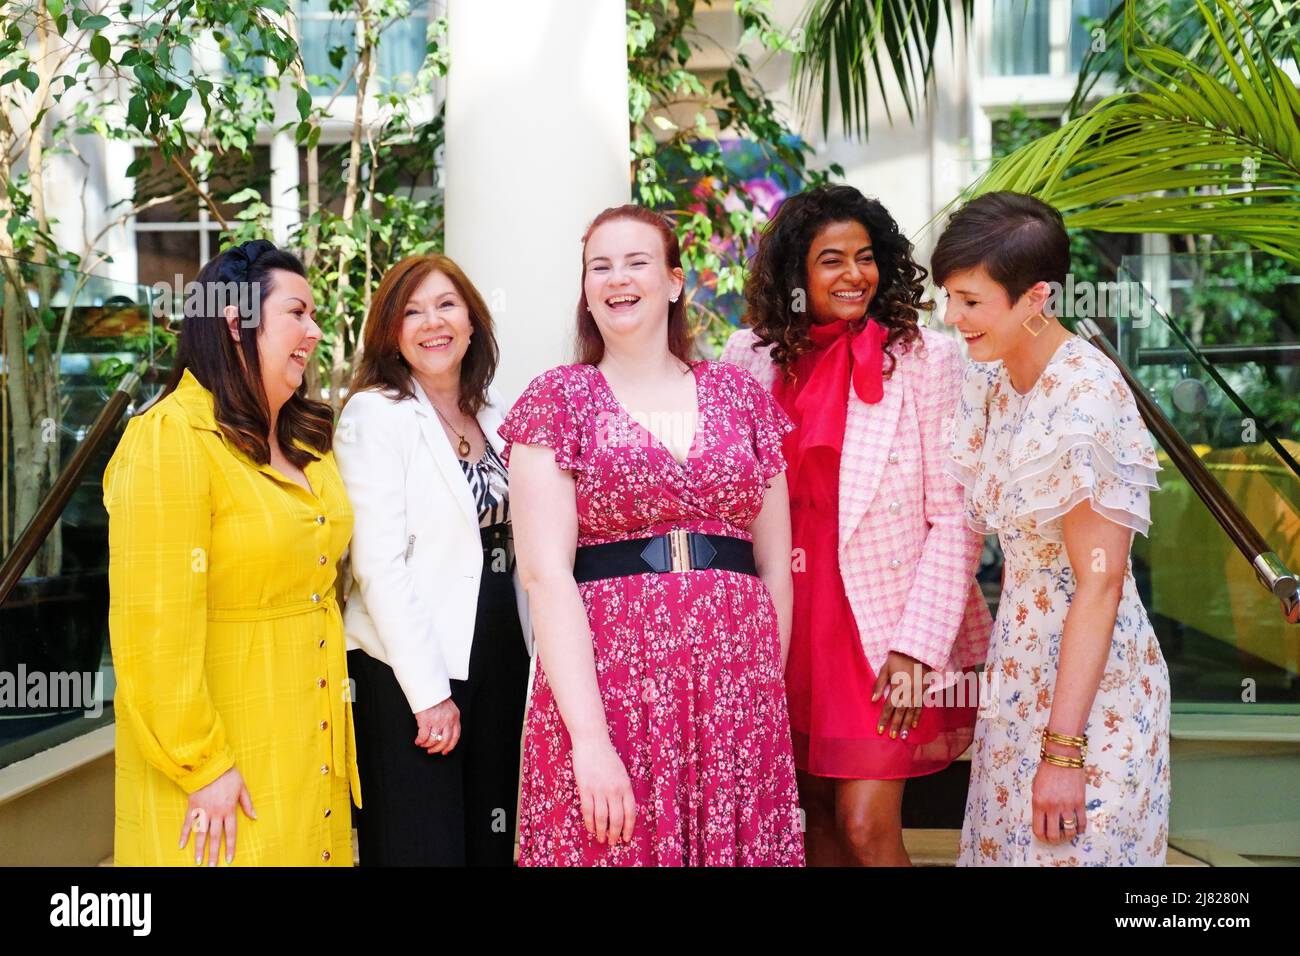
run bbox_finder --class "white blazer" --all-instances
[335,380,532,714]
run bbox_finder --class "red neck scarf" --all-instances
[773,318,886,490]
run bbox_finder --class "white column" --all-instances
[444,0,630,401]
[269,81,302,247]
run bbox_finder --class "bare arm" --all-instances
[509,443,605,747]
[748,472,793,668]
[1051,502,1132,741]
[1032,499,1133,844]
[509,442,636,845]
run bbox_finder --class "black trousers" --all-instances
[349,529,529,866]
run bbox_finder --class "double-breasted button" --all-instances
[889,558,902,570]
[322,850,331,862]
[324,808,332,818]
[320,764,329,775]
[316,515,326,525]
[311,593,321,603]
[317,677,327,688]
[887,451,899,464]
[320,720,329,731]
[319,555,328,565]
[318,638,326,649]
[888,501,901,515]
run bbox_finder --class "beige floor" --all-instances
[101,828,1209,867]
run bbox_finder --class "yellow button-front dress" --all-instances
[104,368,361,866]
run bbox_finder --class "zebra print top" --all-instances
[458,442,510,528]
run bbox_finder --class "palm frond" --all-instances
[791,0,973,140]
[973,0,1300,266]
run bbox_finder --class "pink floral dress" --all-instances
[499,360,805,866]
[946,337,1171,866]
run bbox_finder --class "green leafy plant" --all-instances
[628,0,841,352]
[974,0,1300,265]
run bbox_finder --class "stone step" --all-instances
[902,829,1209,866]
[98,828,1212,866]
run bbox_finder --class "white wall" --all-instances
[444,0,631,401]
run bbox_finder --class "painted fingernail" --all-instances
[890,730,897,739]
[900,730,909,740]
[876,724,884,734]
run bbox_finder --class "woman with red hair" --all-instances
[501,204,804,866]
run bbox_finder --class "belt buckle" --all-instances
[667,528,691,573]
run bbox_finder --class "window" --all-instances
[298,0,432,96]
[132,147,272,290]
[987,0,1119,78]
[296,141,437,216]
[988,0,1050,76]
[1068,0,1115,70]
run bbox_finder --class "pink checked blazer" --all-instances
[721,326,992,677]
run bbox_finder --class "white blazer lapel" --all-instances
[838,376,903,549]
[411,384,478,531]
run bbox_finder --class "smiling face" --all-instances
[804,219,879,325]
[940,265,1050,362]
[582,217,685,342]
[396,269,473,387]
[232,269,321,413]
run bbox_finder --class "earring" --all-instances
[1022,312,1049,336]
[670,295,679,303]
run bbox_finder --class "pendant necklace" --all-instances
[433,404,472,458]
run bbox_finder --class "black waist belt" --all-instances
[573,530,757,583]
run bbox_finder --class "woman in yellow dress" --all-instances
[105,240,360,866]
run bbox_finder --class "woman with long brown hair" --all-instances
[722,185,991,866]
[500,204,803,866]
[336,254,530,866]
[105,239,360,865]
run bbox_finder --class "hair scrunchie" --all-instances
[216,239,278,285]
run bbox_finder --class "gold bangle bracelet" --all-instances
[1040,751,1086,769]
[1044,729,1087,748]
[1043,729,1088,758]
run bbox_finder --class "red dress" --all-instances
[776,322,976,780]
[499,360,805,866]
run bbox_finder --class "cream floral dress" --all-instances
[947,336,1171,866]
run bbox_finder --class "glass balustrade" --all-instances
[0,256,167,769]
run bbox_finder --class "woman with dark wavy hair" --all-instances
[722,185,991,866]
[105,240,361,866]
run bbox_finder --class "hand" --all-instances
[415,697,461,755]
[179,766,256,866]
[871,650,928,741]
[1032,750,1087,844]
[571,737,636,846]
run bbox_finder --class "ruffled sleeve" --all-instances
[727,362,794,483]
[498,366,585,472]
[1004,348,1160,540]
[945,360,997,491]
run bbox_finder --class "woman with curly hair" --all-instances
[722,185,991,866]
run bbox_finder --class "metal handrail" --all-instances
[1078,319,1300,624]
[0,364,147,607]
